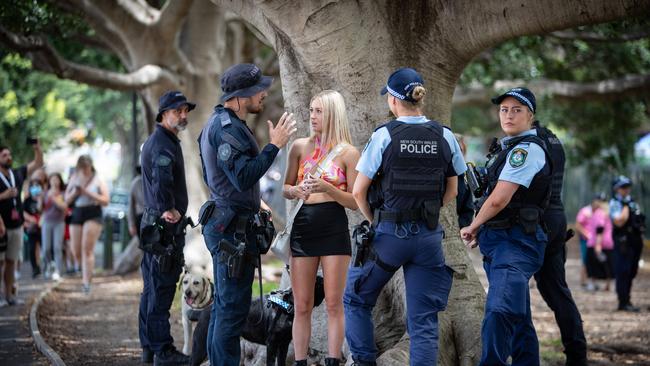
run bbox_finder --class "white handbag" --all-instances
[270,143,346,264]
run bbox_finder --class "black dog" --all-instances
[190,276,326,366]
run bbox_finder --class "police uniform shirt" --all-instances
[141,124,188,215]
[199,106,279,212]
[609,195,640,221]
[357,116,467,180]
[497,129,546,188]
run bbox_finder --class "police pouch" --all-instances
[253,210,275,255]
[518,207,540,235]
[219,238,246,279]
[139,210,168,255]
[422,200,441,230]
[351,220,374,267]
[198,201,216,226]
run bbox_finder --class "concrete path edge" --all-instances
[29,280,66,366]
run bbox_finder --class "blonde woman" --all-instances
[65,155,109,293]
[283,90,360,366]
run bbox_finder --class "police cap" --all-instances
[156,91,196,122]
[492,87,536,113]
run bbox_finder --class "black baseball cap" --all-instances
[380,67,424,103]
[491,87,536,113]
[220,63,273,102]
[156,91,196,122]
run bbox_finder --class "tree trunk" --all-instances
[211,0,650,364]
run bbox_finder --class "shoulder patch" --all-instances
[509,148,528,168]
[156,155,172,167]
[218,143,232,161]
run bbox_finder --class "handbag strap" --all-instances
[284,143,347,228]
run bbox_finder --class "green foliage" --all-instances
[454,19,650,171]
[0,53,131,165]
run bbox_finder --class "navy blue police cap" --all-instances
[612,175,632,190]
[220,63,274,103]
[491,87,536,113]
[380,67,424,103]
[156,91,196,122]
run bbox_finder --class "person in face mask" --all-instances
[23,174,45,279]
[138,90,195,366]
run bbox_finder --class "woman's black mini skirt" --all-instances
[290,201,351,257]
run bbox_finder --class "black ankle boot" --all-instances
[325,357,341,366]
[294,360,308,366]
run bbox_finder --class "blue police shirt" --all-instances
[610,198,624,220]
[497,129,546,188]
[199,105,279,213]
[357,116,467,179]
[141,124,188,215]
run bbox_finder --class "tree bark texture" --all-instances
[211,1,650,365]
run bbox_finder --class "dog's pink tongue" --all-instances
[187,298,194,305]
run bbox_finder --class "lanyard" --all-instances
[0,169,16,206]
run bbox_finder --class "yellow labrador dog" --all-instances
[179,268,213,355]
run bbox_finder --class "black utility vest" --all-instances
[535,123,565,210]
[378,120,450,211]
[486,135,552,221]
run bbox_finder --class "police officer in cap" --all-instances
[139,90,195,366]
[198,63,296,366]
[461,87,552,366]
[514,89,587,365]
[609,175,644,312]
[344,67,466,366]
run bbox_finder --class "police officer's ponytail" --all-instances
[405,85,426,108]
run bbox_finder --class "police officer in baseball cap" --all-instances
[198,63,296,365]
[344,67,466,365]
[496,88,589,365]
[139,90,195,365]
[609,175,644,312]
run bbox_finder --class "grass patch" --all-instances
[539,338,565,366]
[252,281,279,297]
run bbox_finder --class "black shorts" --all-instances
[290,201,351,257]
[70,205,103,225]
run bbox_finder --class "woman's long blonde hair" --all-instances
[310,90,352,148]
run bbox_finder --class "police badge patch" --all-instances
[509,148,528,168]
[218,143,232,161]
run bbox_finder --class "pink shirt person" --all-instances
[582,207,614,250]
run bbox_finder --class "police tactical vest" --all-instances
[486,135,553,222]
[377,120,450,211]
[535,123,565,209]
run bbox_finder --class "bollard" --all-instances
[103,217,113,270]
[120,218,129,251]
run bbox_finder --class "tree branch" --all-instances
[157,0,194,35]
[0,25,176,90]
[116,0,160,26]
[453,74,650,106]
[454,0,650,62]
[549,29,650,43]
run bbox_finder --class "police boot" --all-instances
[293,360,308,366]
[154,347,189,366]
[325,357,341,366]
[141,347,154,364]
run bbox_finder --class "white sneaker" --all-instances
[52,272,61,281]
[14,270,21,280]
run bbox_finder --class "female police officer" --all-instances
[344,67,466,366]
[461,87,552,366]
